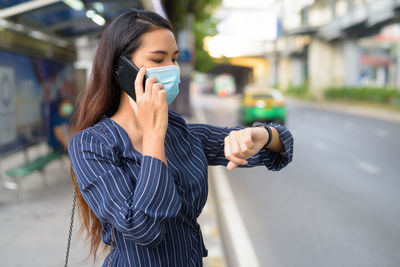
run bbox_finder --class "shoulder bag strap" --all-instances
[64,188,115,267]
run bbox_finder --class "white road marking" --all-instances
[211,166,262,267]
[356,161,380,175]
[375,128,388,138]
[195,106,262,267]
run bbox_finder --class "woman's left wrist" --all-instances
[251,122,272,147]
[263,125,273,147]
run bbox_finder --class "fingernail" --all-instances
[227,162,232,170]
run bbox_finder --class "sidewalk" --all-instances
[0,143,96,267]
[288,97,400,123]
[0,134,227,267]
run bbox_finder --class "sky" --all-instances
[205,0,315,57]
[205,0,278,57]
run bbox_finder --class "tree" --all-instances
[162,0,221,72]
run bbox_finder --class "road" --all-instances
[194,93,400,267]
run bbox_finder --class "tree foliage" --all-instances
[162,0,221,72]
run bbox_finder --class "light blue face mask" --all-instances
[146,65,180,105]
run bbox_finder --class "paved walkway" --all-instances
[0,135,227,266]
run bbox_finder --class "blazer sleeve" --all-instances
[68,130,182,247]
[187,123,293,171]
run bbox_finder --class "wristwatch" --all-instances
[251,121,273,147]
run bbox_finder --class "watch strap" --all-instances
[251,122,273,147]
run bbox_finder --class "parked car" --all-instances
[239,86,287,125]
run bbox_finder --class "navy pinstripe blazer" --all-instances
[68,110,293,267]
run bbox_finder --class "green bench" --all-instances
[5,151,63,177]
[3,150,64,201]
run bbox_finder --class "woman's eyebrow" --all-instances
[150,50,179,55]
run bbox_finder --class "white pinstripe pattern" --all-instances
[68,110,293,266]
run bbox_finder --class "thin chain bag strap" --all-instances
[64,188,115,267]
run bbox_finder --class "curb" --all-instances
[184,114,228,267]
[192,104,261,267]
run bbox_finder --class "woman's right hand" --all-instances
[133,67,168,140]
[130,67,168,164]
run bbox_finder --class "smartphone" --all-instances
[114,56,146,101]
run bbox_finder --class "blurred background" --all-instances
[0,0,399,266]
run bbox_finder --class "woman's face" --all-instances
[131,28,179,68]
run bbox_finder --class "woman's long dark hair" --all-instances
[70,8,173,261]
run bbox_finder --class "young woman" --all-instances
[68,9,293,267]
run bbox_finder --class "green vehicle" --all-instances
[239,87,287,125]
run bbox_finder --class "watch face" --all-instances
[251,121,265,127]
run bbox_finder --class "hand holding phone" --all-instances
[115,56,168,143]
[114,56,146,101]
[120,59,168,164]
